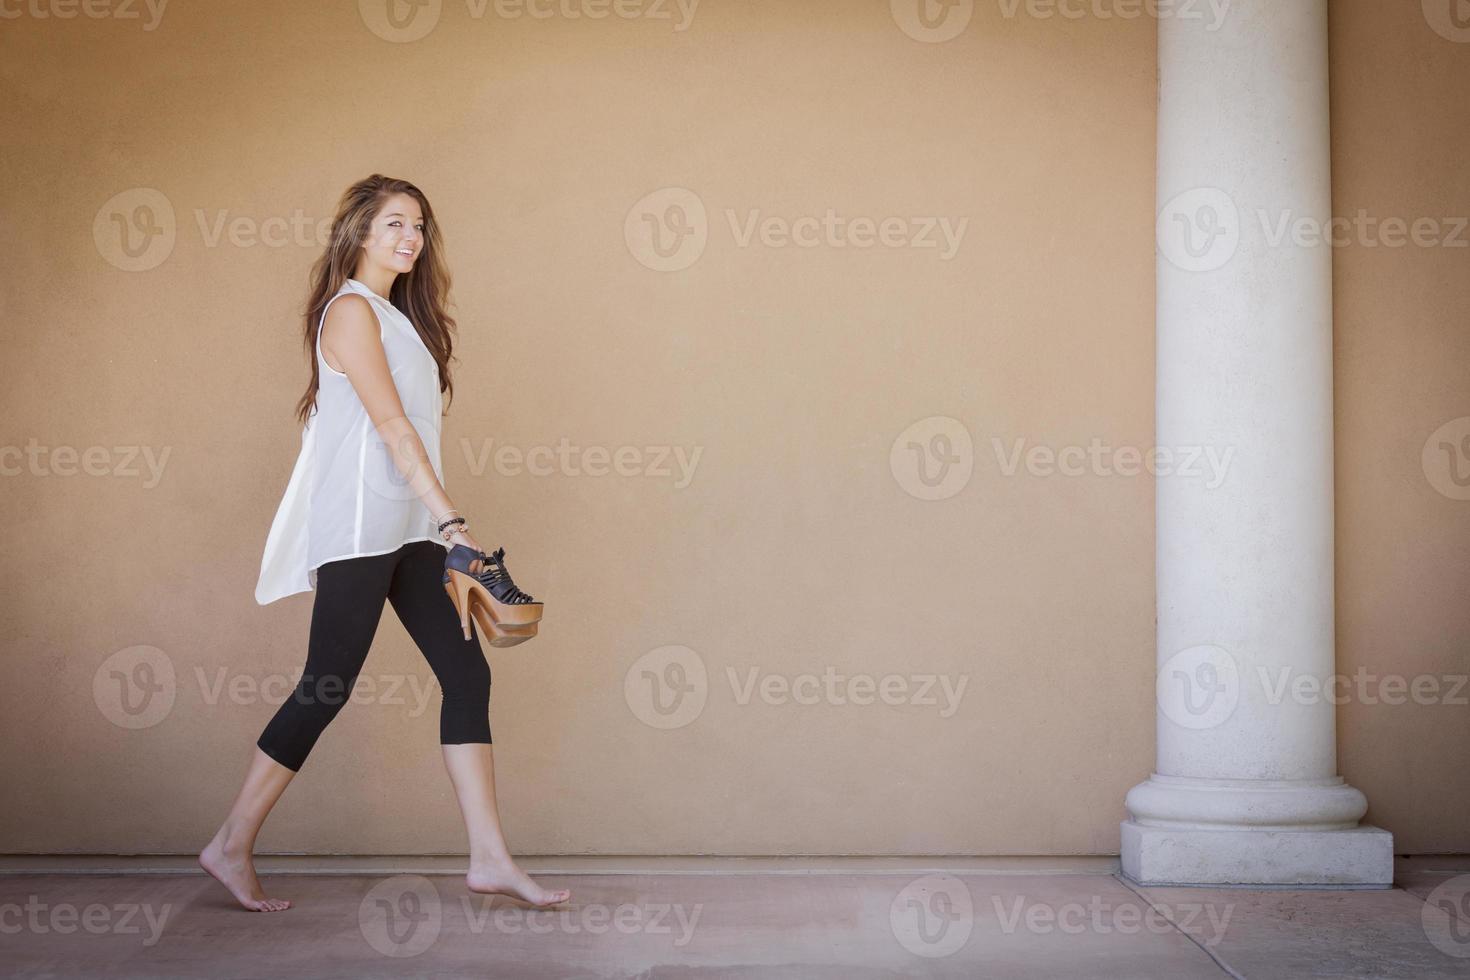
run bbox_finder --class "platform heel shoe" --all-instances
[443,545,544,647]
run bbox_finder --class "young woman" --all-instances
[199,174,568,913]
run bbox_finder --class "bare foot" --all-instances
[199,836,292,912]
[466,860,570,908]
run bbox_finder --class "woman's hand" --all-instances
[448,527,482,554]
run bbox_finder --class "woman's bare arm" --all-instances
[320,294,480,551]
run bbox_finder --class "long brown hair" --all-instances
[294,174,456,424]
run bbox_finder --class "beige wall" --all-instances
[0,0,1462,857]
[1331,0,1470,855]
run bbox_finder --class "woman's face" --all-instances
[362,192,424,275]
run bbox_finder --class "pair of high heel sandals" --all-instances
[442,545,544,647]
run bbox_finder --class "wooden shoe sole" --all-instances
[444,567,544,643]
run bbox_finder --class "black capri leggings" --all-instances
[257,539,491,772]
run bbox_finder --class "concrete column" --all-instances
[1121,0,1393,886]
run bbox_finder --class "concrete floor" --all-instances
[2,859,1468,978]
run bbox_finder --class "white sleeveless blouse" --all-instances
[255,278,446,605]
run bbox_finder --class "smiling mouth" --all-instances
[395,248,415,257]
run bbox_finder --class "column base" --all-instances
[1120,820,1394,887]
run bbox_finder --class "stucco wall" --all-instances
[0,0,1462,856]
[1331,0,1470,855]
